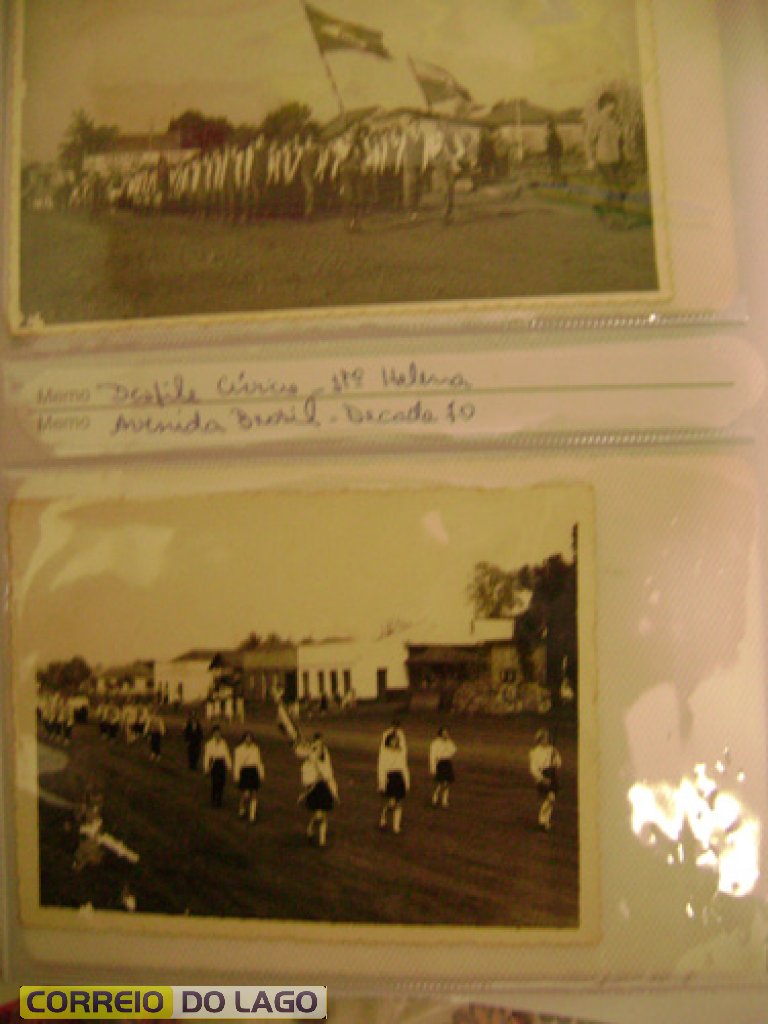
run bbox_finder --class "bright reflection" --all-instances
[628,757,760,898]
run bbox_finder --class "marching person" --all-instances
[135,703,149,741]
[299,128,321,220]
[429,726,457,808]
[204,725,232,808]
[380,718,408,756]
[233,731,266,823]
[146,707,166,762]
[298,733,338,847]
[244,134,268,222]
[97,701,110,740]
[122,702,137,743]
[64,696,77,745]
[529,728,562,832]
[339,127,367,231]
[49,694,63,741]
[378,728,409,834]
[107,702,122,742]
[183,711,204,771]
[399,117,426,221]
[133,700,148,741]
[429,122,465,225]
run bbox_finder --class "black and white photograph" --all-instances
[12,0,660,329]
[11,485,596,939]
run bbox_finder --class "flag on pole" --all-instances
[303,2,391,59]
[409,57,473,106]
[270,682,301,744]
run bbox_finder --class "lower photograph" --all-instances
[9,482,596,943]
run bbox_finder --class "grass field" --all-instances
[38,707,578,929]
[19,184,657,325]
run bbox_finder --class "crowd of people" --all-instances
[76,118,482,229]
[38,693,564,916]
[41,694,563,849]
[25,95,642,231]
[37,692,84,745]
[197,716,464,845]
[27,117,571,229]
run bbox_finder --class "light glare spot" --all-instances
[628,760,760,898]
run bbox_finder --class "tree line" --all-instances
[58,102,319,174]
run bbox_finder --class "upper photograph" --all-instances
[7,0,734,333]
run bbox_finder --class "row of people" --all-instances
[200,719,562,839]
[69,120,476,226]
[94,701,167,759]
[38,692,77,744]
[52,705,562,858]
[200,720,460,845]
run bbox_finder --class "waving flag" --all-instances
[409,57,473,107]
[304,2,391,59]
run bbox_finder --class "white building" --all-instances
[83,131,191,176]
[296,636,409,702]
[154,650,218,705]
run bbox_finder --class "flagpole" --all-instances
[302,1,346,119]
[407,56,432,114]
[319,46,346,119]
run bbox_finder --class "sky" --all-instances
[20,0,642,162]
[10,487,582,669]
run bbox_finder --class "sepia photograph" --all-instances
[11,485,596,939]
[11,0,660,330]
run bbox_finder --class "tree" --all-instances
[59,109,118,175]
[168,109,234,150]
[36,656,92,692]
[236,632,263,651]
[260,101,316,140]
[467,539,578,702]
[466,561,531,619]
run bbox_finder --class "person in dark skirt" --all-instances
[429,726,457,809]
[183,712,204,771]
[298,733,338,847]
[107,702,121,742]
[233,731,265,823]
[204,726,232,808]
[377,729,409,834]
[134,704,149,742]
[146,708,166,761]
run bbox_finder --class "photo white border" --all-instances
[3,0,730,342]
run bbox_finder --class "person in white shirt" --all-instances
[380,718,408,756]
[59,697,75,745]
[429,726,457,808]
[234,731,266,823]
[378,729,409,834]
[529,728,562,832]
[204,726,233,808]
[122,702,137,743]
